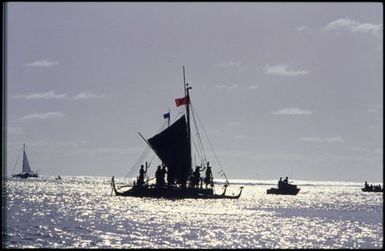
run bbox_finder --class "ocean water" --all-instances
[3,176,383,249]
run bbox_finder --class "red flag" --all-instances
[175,96,190,107]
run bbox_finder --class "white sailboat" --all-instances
[12,144,38,179]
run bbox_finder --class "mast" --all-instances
[183,66,192,182]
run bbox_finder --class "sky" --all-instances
[4,2,383,182]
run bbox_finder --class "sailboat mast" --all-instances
[22,143,25,173]
[183,66,192,174]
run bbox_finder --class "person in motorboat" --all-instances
[278,177,284,189]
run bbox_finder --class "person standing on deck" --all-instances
[155,165,162,187]
[137,164,148,187]
[204,162,213,188]
[160,165,168,187]
[192,165,204,188]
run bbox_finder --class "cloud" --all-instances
[272,107,312,115]
[351,146,366,152]
[207,129,221,134]
[13,91,68,100]
[27,140,82,149]
[362,104,382,113]
[73,91,107,100]
[235,134,251,140]
[362,104,383,109]
[13,91,108,100]
[296,25,307,31]
[226,122,240,126]
[215,84,239,89]
[324,18,382,36]
[7,127,26,135]
[248,85,258,89]
[26,60,59,67]
[264,64,310,76]
[373,148,382,156]
[367,108,378,113]
[299,137,343,143]
[21,112,66,120]
[216,61,241,68]
[24,140,144,157]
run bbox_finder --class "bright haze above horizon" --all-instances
[5,2,383,182]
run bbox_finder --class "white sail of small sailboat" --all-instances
[12,144,38,179]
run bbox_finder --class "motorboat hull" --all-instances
[266,187,300,195]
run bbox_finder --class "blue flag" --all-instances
[163,112,170,119]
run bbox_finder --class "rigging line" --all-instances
[190,107,206,165]
[124,119,168,178]
[11,145,23,175]
[191,102,210,161]
[190,113,205,161]
[125,147,150,178]
[192,128,205,164]
[190,102,230,185]
[195,132,206,163]
[191,133,204,165]
[147,152,157,168]
[176,108,184,121]
[190,103,207,161]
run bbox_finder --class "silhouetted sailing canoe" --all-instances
[12,144,38,179]
[111,67,243,199]
[111,176,243,199]
[361,187,383,192]
[267,182,300,195]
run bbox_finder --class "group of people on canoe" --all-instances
[277,176,297,190]
[364,181,382,191]
[135,161,214,189]
[189,163,214,189]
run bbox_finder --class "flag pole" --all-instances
[168,108,170,127]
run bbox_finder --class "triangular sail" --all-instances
[22,148,32,173]
[147,115,190,186]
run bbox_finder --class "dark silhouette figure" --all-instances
[160,165,168,187]
[284,176,289,183]
[155,165,163,187]
[278,177,284,189]
[137,164,148,187]
[364,181,369,189]
[204,162,213,188]
[192,166,204,188]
